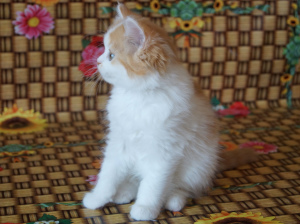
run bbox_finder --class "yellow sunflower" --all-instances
[287,16,299,27]
[281,88,288,95]
[192,17,205,28]
[136,3,143,10]
[44,141,54,147]
[150,0,161,12]
[214,0,224,12]
[280,74,293,83]
[292,3,298,10]
[195,211,283,224]
[180,20,194,32]
[169,18,179,29]
[32,0,59,7]
[0,104,47,134]
[230,2,238,9]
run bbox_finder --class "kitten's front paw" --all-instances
[113,191,135,204]
[165,194,186,212]
[82,192,109,210]
[130,204,160,221]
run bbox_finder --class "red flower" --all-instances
[85,175,98,185]
[239,141,277,154]
[217,102,250,117]
[90,36,104,47]
[0,167,3,171]
[230,102,249,111]
[79,44,105,77]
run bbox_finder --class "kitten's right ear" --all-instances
[116,3,131,18]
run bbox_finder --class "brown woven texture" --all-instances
[1,0,300,116]
[1,1,300,224]
[0,108,300,223]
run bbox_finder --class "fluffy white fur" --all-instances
[83,5,220,221]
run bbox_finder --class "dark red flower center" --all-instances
[214,217,260,224]
[1,117,31,129]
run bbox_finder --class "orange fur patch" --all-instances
[108,5,179,76]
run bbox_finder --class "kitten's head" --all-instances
[97,4,177,89]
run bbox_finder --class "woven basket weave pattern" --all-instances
[0,0,300,116]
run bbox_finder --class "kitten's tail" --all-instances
[219,147,259,171]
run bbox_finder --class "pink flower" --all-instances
[79,40,105,77]
[12,5,54,39]
[239,141,278,154]
[85,175,98,185]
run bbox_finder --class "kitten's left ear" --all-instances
[124,17,145,47]
[117,3,131,18]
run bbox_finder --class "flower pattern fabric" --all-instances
[240,141,278,154]
[12,5,54,39]
[79,36,105,77]
[32,0,59,7]
[0,104,47,134]
[195,211,283,224]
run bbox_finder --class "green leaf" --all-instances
[39,214,58,221]
[171,30,185,37]
[292,59,299,65]
[36,202,83,208]
[294,36,300,43]
[36,203,57,208]
[188,30,202,36]
[59,219,73,224]
[296,26,300,35]
[158,8,169,15]
[290,66,296,75]
[170,8,178,17]
[256,4,270,12]
[204,7,215,14]
[180,11,193,20]
[177,1,186,10]
[189,1,198,9]
[196,8,203,16]
[100,7,114,14]
[287,89,293,108]
[211,97,221,106]
[60,202,83,206]
[82,39,90,49]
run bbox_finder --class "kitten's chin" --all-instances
[98,70,114,85]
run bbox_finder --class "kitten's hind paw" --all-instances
[82,192,109,210]
[130,204,160,221]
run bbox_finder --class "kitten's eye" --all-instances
[109,52,115,61]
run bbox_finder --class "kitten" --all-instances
[83,4,257,221]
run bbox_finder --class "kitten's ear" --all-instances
[116,3,131,18]
[124,17,145,47]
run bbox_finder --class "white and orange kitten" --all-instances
[83,4,257,221]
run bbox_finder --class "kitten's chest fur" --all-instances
[107,87,173,132]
